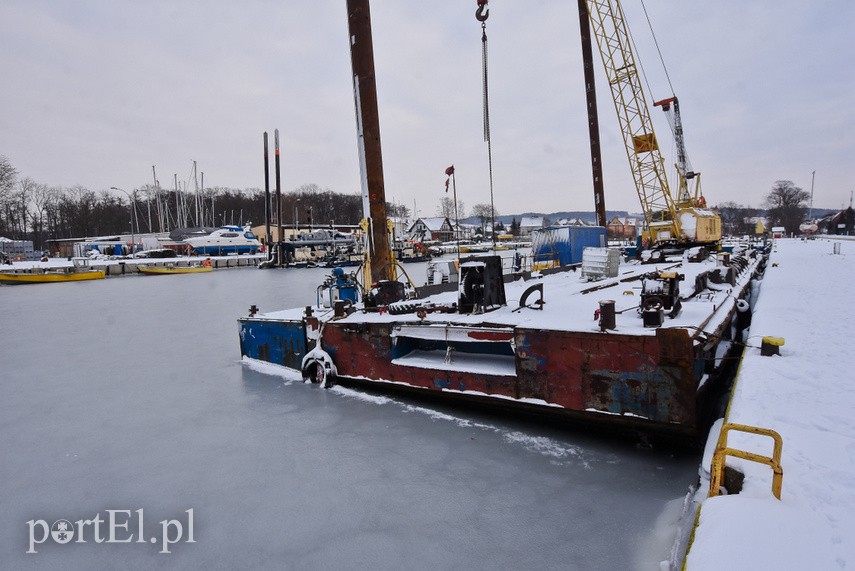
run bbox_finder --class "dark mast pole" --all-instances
[347,0,392,283]
[263,132,272,260]
[578,0,607,228]
[274,129,283,266]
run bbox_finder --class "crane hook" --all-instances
[475,0,489,22]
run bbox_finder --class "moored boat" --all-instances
[0,259,106,284]
[184,226,261,255]
[138,264,213,275]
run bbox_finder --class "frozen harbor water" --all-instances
[1,266,699,569]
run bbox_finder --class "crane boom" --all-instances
[654,96,698,206]
[584,0,721,247]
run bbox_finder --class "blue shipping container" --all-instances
[531,226,606,266]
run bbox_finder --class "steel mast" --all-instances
[348,0,393,284]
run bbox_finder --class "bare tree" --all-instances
[28,182,56,248]
[714,201,760,236]
[0,156,18,236]
[387,203,410,219]
[471,203,495,233]
[0,155,16,198]
[14,177,38,239]
[764,180,809,235]
[437,196,465,220]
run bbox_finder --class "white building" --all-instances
[407,217,454,242]
[519,216,546,236]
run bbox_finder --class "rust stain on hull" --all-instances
[316,321,701,433]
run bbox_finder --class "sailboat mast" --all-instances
[152,165,165,232]
[201,171,205,225]
[174,174,182,229]
[193,160,200,227]
[275,129,283,266]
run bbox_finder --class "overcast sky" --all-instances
[2,1,853,218]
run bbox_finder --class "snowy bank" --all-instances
[686,238,855,569]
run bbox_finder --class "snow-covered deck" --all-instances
[686,237,855,569]
[321,253,755,339]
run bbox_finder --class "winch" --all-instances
[640,270,684,326]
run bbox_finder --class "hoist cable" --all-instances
[640,0,675,96]
[480,21,496,247]
[481,25,490,143]
[626,2,676,143]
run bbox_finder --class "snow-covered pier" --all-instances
[685,237,855,569]
[1,253,263,277]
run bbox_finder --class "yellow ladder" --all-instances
[709,423,784,500]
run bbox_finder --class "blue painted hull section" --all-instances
[239,318,308,370]
[194,245,259,255]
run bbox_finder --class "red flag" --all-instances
[444,165,454,192]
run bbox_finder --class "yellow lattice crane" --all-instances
[584,0,721,247]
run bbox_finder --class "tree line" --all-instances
[716,180,812,236]
[1,154,815,247]
[0,156,381,249]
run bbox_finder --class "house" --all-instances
[606,216,638,239]
[748,216,767,236]
[557,217,594,227]
[455,222,478,241]
[820,207,854,235]
[389,217,412,240]
[771,226,786,239]
[407,217,454,242]
[519,216,546,236]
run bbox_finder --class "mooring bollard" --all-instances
[598,300,616,331]
[760,336,785,356]
[333,300,345,318]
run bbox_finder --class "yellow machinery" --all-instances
[584,0,721,247]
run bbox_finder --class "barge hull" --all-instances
[239,318,705,436]
[238,249,762,438]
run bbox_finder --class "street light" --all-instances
[111,186,138,257]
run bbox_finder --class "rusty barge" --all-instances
[239,0,765,441]
[238,247,763,439]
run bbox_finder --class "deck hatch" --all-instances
[390,324,517,376]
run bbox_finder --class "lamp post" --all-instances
[111,186,138,257]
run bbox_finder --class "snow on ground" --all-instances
[686,237,855,570]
